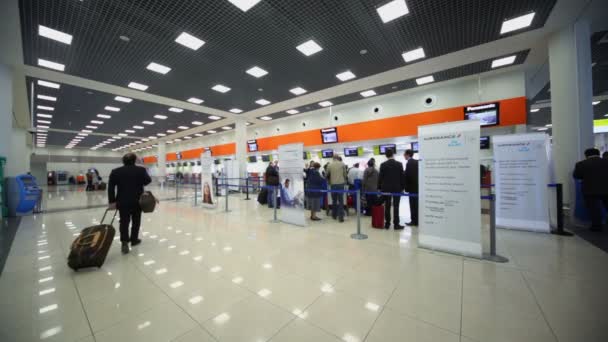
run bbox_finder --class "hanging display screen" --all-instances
[379,144,396,155]
[321,127,338,144]
[464,102,499,127]
[480,136,491,149]
[247,139,258,152]
[344,147,359,156]
[322,149,334,158]
[248,156,257,163]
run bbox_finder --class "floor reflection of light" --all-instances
[39,276,53,283]
[138,253,144,257]
[193,256,203,262]
[213,313,230,325]
[159,238,167,243]
[40,326,62,339]
[169,245,177,249]
[39,288,55,296]
[143,260,156,266]
[210,266,222,273]
[155,268,168,275]
[179,250,190,255]
[223,246,232,252]
[115,282,121,289]
[38,255,50,260]
[185,232,192,236]
[176,230,182,234]
[38,242,48,246]
[150,235,158,239]
[167,226,173,230]
[365,302,380,312]
[195,237,203,242]
[39,266,52,272]
[262,263,272,269]
[257,288,272,297]
[232,276,243,284]
[343,334,359,342]
[320,284,334,293]
[39,304,58,314]
[292,309,308,319]
[188,295,203,304]
[142,232,149,236]
[137,321,151,330]
[170,281,184,288]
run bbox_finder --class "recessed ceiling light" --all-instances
[37,125,49,129]
[500,13,535,34]
[128,82,149,91]
[545,124,552,128]
[259,116,272,121]
[192,121,203,126]
[85,125,98,129]
[229,108,243,114]
[227,0,261,12]
[256,99,271,106]
[175,32,206,50]
[38,58,65,71]
[195,133,204,137]
[112,136,121,139]
[37,95,57,102]
[536,127,548,131]
[491,55,517,68]
[319,101,333,107]
[360,90,377,97]
[118,133,128,137]
[178,126,189,130]
[183,136,192,140]
[207,130,217,133]
[78,133,88,136]
[290,87,307,95]
[146,62,171,74]
[530,108,540,113]
[212,85,231,93]
[37,105,54,111]
[187,97,204,104]
[157,133,166,137]
[592,101,600,106]
[104,106,120,112]
[402,47,425,62]
[286,109,299,114]
[97,114,111,119]
[142,121,155,125]
[141,138,149,142]
[376,0,409,24]
[221,126,232,130]
[169,107,183,113]
[37,80,60,89]
[133,126,144,130]
[167,130,176,133]
[37,120,51,124]
[125,129,136,133]
[416,75,435,85]
[296,40,323,56]
[37,113,53,118]
[154,115,168,119]
[81,129,92,133]
[208,115,221,120]
[246,66,268,78]
[336,70,356,82]
[90,120,104,125]
[114,96,132,103]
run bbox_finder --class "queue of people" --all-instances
[573,148,608,232]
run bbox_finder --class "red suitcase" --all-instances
[371,205,384,229]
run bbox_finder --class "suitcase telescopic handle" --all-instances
[101,208,118,225]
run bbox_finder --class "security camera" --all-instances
[373,105,383,114]
[423,95,436,108]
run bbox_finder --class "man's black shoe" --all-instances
[121,243,130,254]
[394,225,404,230]
[590,226,603,232]
[406,222,418,226]
[339,217,344,223]
[384,224,390,229]
[131,239,142,246]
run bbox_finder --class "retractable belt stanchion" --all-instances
[482,194,509,263]
[193,180,198,207]
[350,189,367,240]
[244,177,250,200]
[175,179,179,202]
[224,183,231,212]
[549,183,573,236]
[270,186,279,223]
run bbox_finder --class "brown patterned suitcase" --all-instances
[67,209,116,271]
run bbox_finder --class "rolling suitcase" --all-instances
[68,209,117,271]
[257,188,268,204]
[371,205,384,229]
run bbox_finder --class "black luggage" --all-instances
[97,182,107,191]
[139,191,157,213]
[68,209,116,271]
[258,188,268,204]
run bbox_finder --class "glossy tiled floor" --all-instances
[1,193,607,342]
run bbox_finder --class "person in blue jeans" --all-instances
[326,155,347,222]
[265,161,280,208]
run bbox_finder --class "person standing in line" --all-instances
[573,148,608,231]
[362,158,379,216]
[403,149,419,226]
[378,149,404,229]
[326,155,347,222]
[347,163,363,189]
[307,162,324,221]
[603,151,608,159]
[108,153,152,254]
[265,161,280,208]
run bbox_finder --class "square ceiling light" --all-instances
[37,113,52,118]
[38,25,73,45]
[38,58,65,71]
[142,121,155,125]
[85,125,98,129]
[133,126,144,130]
[175,32,205,50]
[115,96,132,103]
[376,0,409,24]
[319,101,333,107]
[125,130,136,133]
[154,114,168,119]
[290,87,307,95]
[415,75,434,85]
[192,121,203,126]
[402,47,425,62]
[500,13,535,34]
[256,99,271,106]
[286,109,299,114]
[229,108,243,114]
[259,116,272,121]
[157,133,166,137]
[146,62,172,75]
[296,40,323,56]
[491,55,517,68]
[37,105,54,111]
[212,84,231,93]
[195,133,204,137]
[207,130,217,133]
[221,126,232,130]
[360,90,377,97]
[336,70,356,82]
[37,120,51,124]
[97,114,111,119]
[128,82,149,91]
[37,80,60,89]
[91,120,104,124]
[37,95,57,102]
[169,107,183,113]
[227,0,261,12]
[187,97,204,104]
[246,66,268,78]
[118,133,128,137]
[208,115,221,120]
[178,126,189,130]
[105,106,120,112]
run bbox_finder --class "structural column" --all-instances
[234,118,248,179]
[157,141,166,185]
[0,64,11,161]
[548,19,594,205]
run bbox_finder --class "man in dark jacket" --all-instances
[573,148,608,231]
[108,153,152,253]
[404,149,419,226]
[378,149,404,229]
[265,161,280,208]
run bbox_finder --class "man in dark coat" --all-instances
[403,149,419,226]
[378,149,404,229]
[573,148,608,231]
[108,153,152,253]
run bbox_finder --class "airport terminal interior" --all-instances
[1,0,608,341]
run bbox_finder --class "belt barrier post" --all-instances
[244,177,250,200]
[551,183,573,236]
[350,190,368,240]
[175,180,179,202]
[214,177,219,197]
[193,179,198,207]
[224,183,231,212]
[483,194,508,263]
[271,186,279,223]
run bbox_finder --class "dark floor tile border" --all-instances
[0,217,21,276]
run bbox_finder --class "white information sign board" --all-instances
[278,143,306,226]
[200,151,217,208]
[419,120,482,258]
